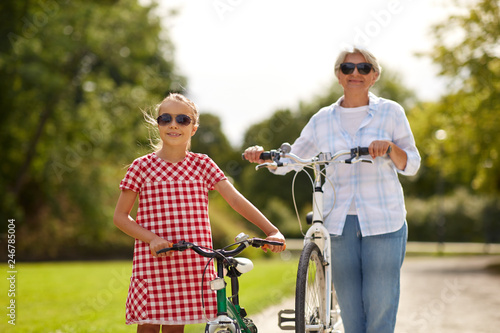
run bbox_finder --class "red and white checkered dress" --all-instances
[119,152,227,325]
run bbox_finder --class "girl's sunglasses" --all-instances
[340,62,373,75]
[156,113,193,126]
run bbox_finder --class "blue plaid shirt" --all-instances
[275,93,420,236]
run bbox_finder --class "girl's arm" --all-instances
[113,189,172,257]
[214,179,285,253]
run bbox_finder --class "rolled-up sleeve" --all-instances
[393,106,421,176]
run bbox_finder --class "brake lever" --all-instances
[342,157,374,164]
[255,162,278,170]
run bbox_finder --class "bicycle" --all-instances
[247,143,372,333]
[157,233,284,333]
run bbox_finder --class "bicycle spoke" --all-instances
[296,242,326,332]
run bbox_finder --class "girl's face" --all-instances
[157,100,198,149]
[337,53,379,93]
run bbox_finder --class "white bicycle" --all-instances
[247,143,372,333]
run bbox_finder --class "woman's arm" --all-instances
[214,179,285,253]
[113,189,172,257]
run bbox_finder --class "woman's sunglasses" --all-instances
[340,62,374,75]
[156,113,193,126]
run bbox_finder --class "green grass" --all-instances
[0,258,297,333]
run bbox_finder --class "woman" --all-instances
[244,47,420,333]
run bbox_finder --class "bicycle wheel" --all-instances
[295,242,327,333]
[204,324,239,333]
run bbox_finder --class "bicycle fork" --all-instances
[205,259,239,333]
[206,259,257,333]
[308,166,333,331]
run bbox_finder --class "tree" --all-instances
[0,0,185,259]
[191,112,242,180]
[422,0,500,194]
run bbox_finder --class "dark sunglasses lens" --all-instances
[157,114,172,126]
[358,63,373,75]
[340,62,373,75]
[175,115,192,126]
[340,63,355,75]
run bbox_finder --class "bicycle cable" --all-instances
[291,168,312,237]
[290,164,337,236]
[199,243,243,323]
[201,257,214,323]
[195,244,224,323]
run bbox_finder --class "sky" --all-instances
[147,0,463,146]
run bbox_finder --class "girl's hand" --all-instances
[149,236,174,258]
[263,231,286,253]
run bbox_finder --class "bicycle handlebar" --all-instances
[244,144,373,170]
[156,237,284,258]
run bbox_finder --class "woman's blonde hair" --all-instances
[142,93,199,152]
[334,47,382,82]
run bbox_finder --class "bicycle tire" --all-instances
[295,242,327,333]
[205,320,240,333]
[204,325,239,333]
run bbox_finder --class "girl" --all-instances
[114,93,286,333]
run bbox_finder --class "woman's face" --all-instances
[338,53,379,94]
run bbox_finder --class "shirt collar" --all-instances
[333,92,380,115]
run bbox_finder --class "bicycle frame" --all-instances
[303,160,334,330]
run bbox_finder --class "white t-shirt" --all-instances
[339,105,369,215]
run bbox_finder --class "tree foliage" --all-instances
[418,0,500,194]
[0,0,185,259]
[2,0,498,260]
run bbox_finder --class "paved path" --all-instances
[252,255,500,333]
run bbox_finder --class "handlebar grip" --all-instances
[265,240,285,246]
[262,242,286,251]
[358,147,370,155]
[251,237,285,248]
[260,152,273,160]
[156,247,174,254]
[241,151,273,161]
[156,241,189,254]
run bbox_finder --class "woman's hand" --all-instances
[263,230,286,253]
[369,140,407,171]
[149,236,174,258]
[368,140,392,158]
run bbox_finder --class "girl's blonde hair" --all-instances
[142,93,199,152]
[334,46,382,82]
